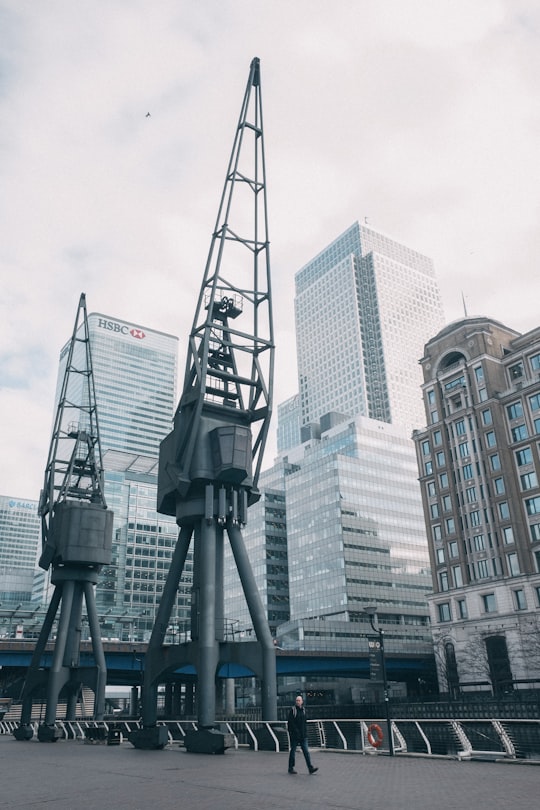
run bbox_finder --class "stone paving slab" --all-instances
[0,736,538,810]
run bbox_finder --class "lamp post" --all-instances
[363,606,394,756]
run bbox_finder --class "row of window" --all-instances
[437,583,540,623]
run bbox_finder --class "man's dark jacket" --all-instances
[287,705,308,741]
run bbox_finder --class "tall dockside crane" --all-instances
[130,57,276,752]
[14,294,113,742]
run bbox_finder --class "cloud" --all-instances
[1,0,540,496]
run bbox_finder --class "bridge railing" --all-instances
[1,717,539,760]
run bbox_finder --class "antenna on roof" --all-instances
[461,291,468,317]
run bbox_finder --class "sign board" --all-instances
[368,637,383,682]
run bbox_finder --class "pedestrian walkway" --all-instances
[0,735,537,810]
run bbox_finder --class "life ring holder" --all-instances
[367,723,384,748]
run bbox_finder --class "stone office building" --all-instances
[414,317,540,694]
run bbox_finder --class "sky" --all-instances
[1,0,540,501]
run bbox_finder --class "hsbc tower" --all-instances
[53,313,186,639]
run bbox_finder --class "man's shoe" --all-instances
[288,768,297,774]
[309,767,318,774]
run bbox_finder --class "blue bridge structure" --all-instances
[0,639,434,691]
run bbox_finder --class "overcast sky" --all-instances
[1,0,539,500]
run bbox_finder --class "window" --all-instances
[520,471,538,491]
[530,354,540,372]
[473,534,485,551]
[482,593,496,613]
[494,477,505,494]
[430,503,440,519]
[442,494,452,511]
[485,431,496,448]
[422,440,430,456]
[535,418,540,435]
[502,526,514,544]
[478,388,488,402]
[509,362,523,380]
[516,447,532,466]
[455,419,466,436]
[507,552,520,576]
[536,586,540,605]
[475,366,484,383]
[425,461,433,475]
[530,523,540,541]
[470,510,481,527]
[459,442,470,458]
[432,524,442,541]
[431,410,439,424]
[514,589,526,610]
[477,559,489,578]
[512,424,528,442]
[439,571,449,591]
[446,517,455,534]
[481,408,492,425]
[498,502,510,520]
[463,464,474,479]
[507,401,524,420]
[438,602,451,622]
[427,481,436,497]
[535,551,540,573]
[490,454,501,471]
[492,556,502,576]
[436,548,445,564]
[529,393,540,412]
[439,472,449,489]
[457,599,468,619]
[427,389,436,405]
[526,496,540,515]
[433,429,442,446]
[449,540,459,558]
[453,565,463,587]
[436,451,445,466]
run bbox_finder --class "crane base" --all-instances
[37,724,62,742]
[13,724,34,741]
[128,725,169,750]
[184,728,234,754]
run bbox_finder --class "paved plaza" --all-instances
[0,735,537,810]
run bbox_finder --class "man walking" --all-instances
[287,694,318,774]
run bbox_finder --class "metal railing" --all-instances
[2,716,539,760]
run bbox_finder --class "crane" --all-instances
[14,293,113,742]
[129,57,276,752]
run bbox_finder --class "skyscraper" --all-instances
[277,414,434,659]
[0,495,40,606]
[54,312,187,640]
[414,316,540,695]
[294,221,444,440]
[57,313,178,458]
[224,223,444,695]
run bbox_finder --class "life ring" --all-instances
[367,723,384,748]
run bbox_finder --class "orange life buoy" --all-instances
[367,723,384,748]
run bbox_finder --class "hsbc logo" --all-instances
[97,319,145,340]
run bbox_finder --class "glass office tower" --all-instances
[294,221,444,438]
[277,414,433,656]
[57,313,178,458]
[0,495,40,606]
[224,222,444,688]
[54,312,186,640]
